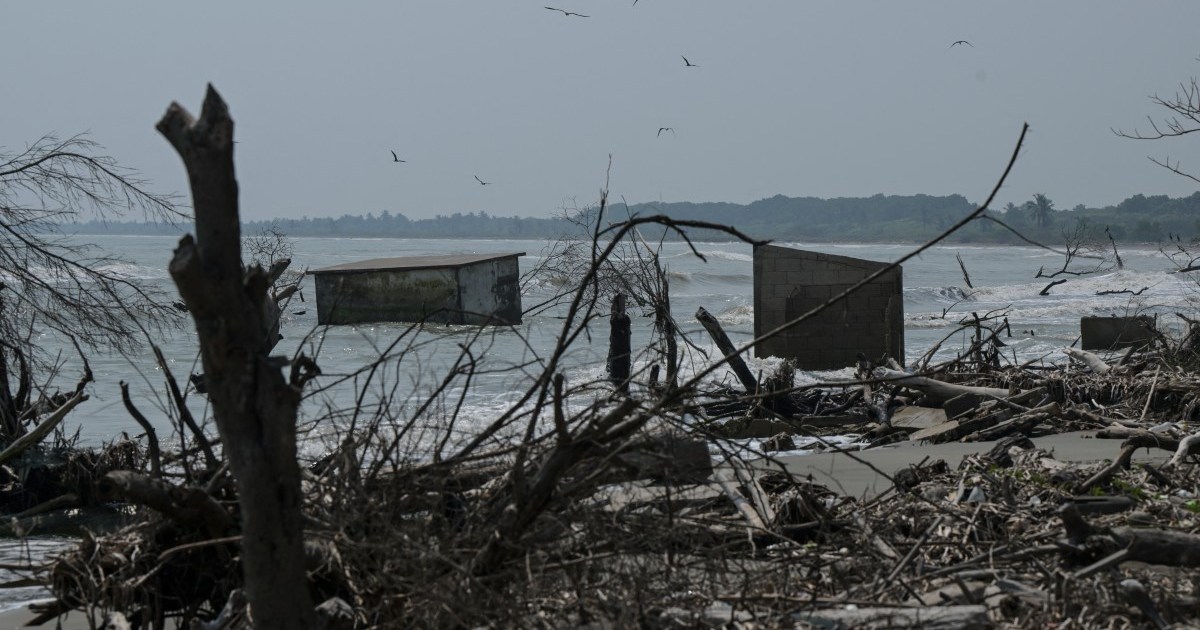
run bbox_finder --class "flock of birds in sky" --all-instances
[388,7,972,188]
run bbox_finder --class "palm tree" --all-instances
[1028,193,1055,228]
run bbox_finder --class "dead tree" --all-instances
[157,85,316,628]
[607,294,631,393]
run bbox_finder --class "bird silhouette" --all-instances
[475,175,491,186]
[390,150,405,163]
[545,6,588,17]
[950,40,973,48]
[657,127,675,138]
[682,56,698,67]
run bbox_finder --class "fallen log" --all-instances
[960,402,1060,442]
[1110,527,1200,568]
[872,368,1011,404]
[98,470,234,537]
[1166,432,1200,468]
[1061,502,1200,569]
[696,307,758,394]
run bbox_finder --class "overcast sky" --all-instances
[4,2,1199,222]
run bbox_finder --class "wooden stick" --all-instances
[961,402,1060,442]
[697,306,758,394]
[0,389,87,468]
[120,381,162,478]
[1140,366,1161,421]
[716,473,767,533]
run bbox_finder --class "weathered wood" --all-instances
[157,85,315,627]
[120,381,161,478]
[792,604,988,629]
[1062,347,1110,373]
[1110,526,1200,568]
[99,470,233,537]
[961,402,1060,442]
[873,367,1011,403]
[0,388,87,468]
[730,460,776,527]
[696,307,758,394]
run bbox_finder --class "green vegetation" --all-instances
[65,191,1200,244]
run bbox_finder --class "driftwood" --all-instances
[98,470,233,537]
[696,306,758,394]
[1167,432,1200,468]
[120,381,161,478]
[872,368,1012,404]
[793,604,988,629]
[1062,503,1200,569]
[1062,347,1111,373]
[0,388,88,468]
[960,402,1060,442]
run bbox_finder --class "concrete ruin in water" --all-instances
[753,245,903,370]
[311,252,524,326]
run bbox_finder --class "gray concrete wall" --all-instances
[1080,315,1156,350]
[753,244,903,369]
[457,257,523,325]
[315,267,459,325]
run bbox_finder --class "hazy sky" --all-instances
[4,2,1200,222]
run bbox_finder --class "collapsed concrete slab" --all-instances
[753,245,903,370]
[312,252,524,326]
[1080,315,1156,350]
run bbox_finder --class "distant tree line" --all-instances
[65,191,1200,244]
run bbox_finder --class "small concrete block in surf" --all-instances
[311,252,524,326]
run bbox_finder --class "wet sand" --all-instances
[0,605,89,629]
[777,430,1161,498]
[0,430,1152,627]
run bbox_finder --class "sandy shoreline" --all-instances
[0,604,88,629]
[0,429,1144,627]
[777,429,1156,499]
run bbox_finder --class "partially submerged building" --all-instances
[753,245,903,370]
[311,252,524,326]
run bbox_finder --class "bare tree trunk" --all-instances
[156,85,315,628]
[607,293,631,393]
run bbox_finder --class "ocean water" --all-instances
[3,234,1195,611]
[30,235,1195,449]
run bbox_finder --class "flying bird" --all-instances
[657,127,675,138]
[474,175,491,186]
[545,6,589,17]
[682,56,698,67]
[950,40,973,48]
[390,150,405,163]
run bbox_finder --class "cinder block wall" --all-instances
[753,244,903,369]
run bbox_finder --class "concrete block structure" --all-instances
[1080,315,1155,350]
[311,252,524,326]
[753,245,903,370]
